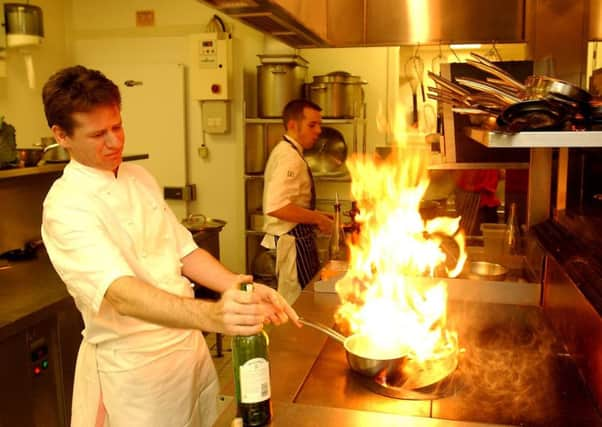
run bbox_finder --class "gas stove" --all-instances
[294,300,602,427]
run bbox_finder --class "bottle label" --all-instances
[240,357,271,403]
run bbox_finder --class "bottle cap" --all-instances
[240,283,254,293]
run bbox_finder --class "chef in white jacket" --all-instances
[40,65,300,427]
[261,100,333,304]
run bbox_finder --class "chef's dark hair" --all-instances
[42,65,121,135]
[282,99,322,130]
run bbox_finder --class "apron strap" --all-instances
[282,135,316,210]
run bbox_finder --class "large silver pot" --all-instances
[41,143,70,163]
[4,3,44,38]
[257,55,308,118]
[308,71,367,118]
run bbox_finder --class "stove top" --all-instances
[295,301,602,427]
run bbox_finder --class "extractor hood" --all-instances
[200,0,525,48]
[199,0,330,48]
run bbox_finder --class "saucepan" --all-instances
[17,148,44,166]
[299,318,408,377]
[40,143,70,163]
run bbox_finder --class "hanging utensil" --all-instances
[431,44,445,76]
[407,52,425,102]
[404,46,426,126]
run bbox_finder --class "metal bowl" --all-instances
[17,148,44,166]
[469,261,508,281]
[182,214,226,232]
[305,126,347,174]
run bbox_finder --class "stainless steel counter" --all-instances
[215,399,511,426]
[215,275,602,427]
[0,250,74,341]
[0,153,149,180]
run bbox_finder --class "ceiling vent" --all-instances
[199,0,329,48]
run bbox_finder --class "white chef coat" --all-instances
[261,137,314,304]
[42,159,217,427]
[261,137,313,248]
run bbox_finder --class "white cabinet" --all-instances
[243,113,366,273]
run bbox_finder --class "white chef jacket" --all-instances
[42,159,217,427]
[261,137,313,248]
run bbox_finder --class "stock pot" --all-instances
[257,55,308,117]
[308,71,366,118]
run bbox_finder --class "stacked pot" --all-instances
[257,54,308,118]
[307,71,367,118]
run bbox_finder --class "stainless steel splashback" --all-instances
[0,173,60,255]
[200,0,525,48]
[359,0,524,46]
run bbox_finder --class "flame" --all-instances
[334,107,466,385]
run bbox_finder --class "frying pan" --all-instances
[524,75,592,106]
[497,99,569,132]
[299,318,408,377]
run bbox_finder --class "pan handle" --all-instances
[299,318,346,344]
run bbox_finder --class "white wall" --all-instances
[300,47,395,153]
[0,0,71,147]
[67,0,270,272]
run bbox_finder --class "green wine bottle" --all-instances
[232,284,272,426]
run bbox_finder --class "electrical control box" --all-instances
[189,32,232,101]
[202,100,230,134]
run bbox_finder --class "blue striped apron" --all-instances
[278,136,320,287]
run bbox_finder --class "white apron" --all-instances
[71,330,218,427]
[275,234,301,305]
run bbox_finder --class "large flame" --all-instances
[335,110,466,382]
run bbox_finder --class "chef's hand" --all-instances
[210,275,300,336]
[251,281,301,328]
[315,212,334,234]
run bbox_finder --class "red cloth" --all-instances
[455,170,500,208]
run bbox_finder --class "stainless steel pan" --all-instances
[300,317,459,392]
[524,75,592,105]
[454,77,522,105]
[498,99,568,132]
[299,318,408,377]
[428,71,471,97]
[468,52,526,92]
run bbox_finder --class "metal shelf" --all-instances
[467,128,602,148]
[245,173,351,182]
[427,162,529,170]
[245,117,364,125]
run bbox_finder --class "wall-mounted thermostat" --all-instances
[189,32,232,101]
